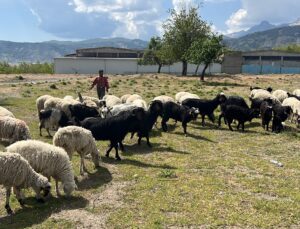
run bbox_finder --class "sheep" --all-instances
[53,126,100,175]
[250,90,280,106]
[0,152,51,215]
[250,89,271,99]
[218,95,249,127]
[282,97,300,123]
[36,95,53,113]
[69,103,100,121]
[126,94,142,104]
[80,108,145,160]
[271,103,293,133]
[182,93,227,126]
[76,94,100,108]
[161,101,199,136]
[38,108,71,137]
[178,93,200,104]
[101,95,122,108]
[223,105,260,131]
[293,89,300,97]
[250,86,273,93]
[127,100,164,147]
[121,94,131,103]
[250,98,265,111]
[153,95,175,104]
[132,99,148,110]
[64,95,74,100]
[102,103,138,118]
[260,99,273,131]
[44,97,80,118]
[0,106,15,118]
[272,90,289,103]
[175,92,199,103]
[6,140,76,197]
[0,117,31,144]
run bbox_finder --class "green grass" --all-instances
[0,73,300,228]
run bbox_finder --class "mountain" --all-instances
[224,25,300,51]
[227,21,277,38]
[0,38,148,63]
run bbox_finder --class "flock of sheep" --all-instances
[0,85,300,216]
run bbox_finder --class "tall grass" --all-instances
[0,62,54,74]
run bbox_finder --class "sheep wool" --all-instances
[36,95,53,113]
[121,94,131,103]
[0,106,15,118]
[6,140,76,196]
[0,116,31,144]
[132,99,148,110]
[153,95,175,104]
[178,93,200,104]
[272,90,289,103]
[293,89,300,97]
[53,126,100,175]
[126,94,142,104]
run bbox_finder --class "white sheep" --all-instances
[251,90,280,104]
[121,94,131,103]
[102,95,122,108]
[126,94,142,104]
[132,99,148,110]
[178,93,200,104]
[76,95,100,108]
[153,95,175,104]
[293,89,300,97]
[6,140,76,197]
[53,126,100,175]
[282,97,300,123]
[0,152,51,214]
[106,104,138,117]
[0,106,15,118]
[36,95,53,113]
[64,95,74,100]
[44,97,80,118]
[272,90,289,103]
[0,117,31,144]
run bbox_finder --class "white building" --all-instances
[54,47,221,75]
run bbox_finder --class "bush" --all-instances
[0,62,54,74]
[50,84,58,89]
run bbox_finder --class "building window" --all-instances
[261,56,281,61]
[244,56,260,60]
[283,56,300,61]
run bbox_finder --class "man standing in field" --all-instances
[90,70,109,99]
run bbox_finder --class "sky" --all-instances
[1,0,300,42]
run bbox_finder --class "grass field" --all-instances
[0,73,299,228]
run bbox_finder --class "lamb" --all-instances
[282,97,300,123]
[182,93,227,126]
[0,117,31,144]
[218,95,249,127]
[293,89,300,97]
[53,126,100,175]
[69,103,100,121]
[153,95,175,104]
[36,95,53,113]
[161,101,199,136]
[175,92,199,103]
[178,93,200,104]
[132,99,148,110]
[223,105,260,131]
[0,152,51,215]
[121,94,131,103]
[125,94,142,104]
[272,90,289,103]
[80,108,145,160]
[6,140,76,197]
[0,106,15,118]
[38,108,71,136]
[260,99,273,131]
[271,103,293,133]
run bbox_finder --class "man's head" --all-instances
[98,70,104,77]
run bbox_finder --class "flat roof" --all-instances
[54,57,140,60]
[76,46,144,52]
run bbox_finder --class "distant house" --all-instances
[222,50,300,74]
[54,47,221,75]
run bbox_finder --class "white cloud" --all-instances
[29,8,42,24]
[226,0,300,33]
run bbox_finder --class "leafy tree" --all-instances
[162,7,210,75]
[139,36,173,73]
[187,34,224,81]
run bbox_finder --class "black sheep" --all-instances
[69,104,100,121]
[250,98,265,111]
[218,95,249,127]
[182,93,226,126]
[80,107,145,160]
[161,101,199,136]
[260,99,273,131]
[223,105,260,131]
[272,104,292,133]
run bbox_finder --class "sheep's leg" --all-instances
[119,142,125,151]
[182,122,188,137]
[208,113,215,123]
[218,113,223,127]
[80,157,84,175]
[227,120,233,131]
[56,180,61,197]
[105,143,114,158]
[46,128,52,137]
[266,122,269,131]
[161,118,169,132]
[201,115,205,127]
[114,146,121,161]
[13,187,25,207]
[242,122,245,131]
[5,187,13,215]
[39,123,43,136]
[130,132,135,139]
[82,156,88,174]
[145,134,152,147]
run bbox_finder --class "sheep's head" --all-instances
[189,107,199,120]
[63,181,77,196]
[92,149,101,168]
[149,100,163,115]
[217,93,227,103]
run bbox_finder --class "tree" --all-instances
[187,34,224,81]
[139,36,173,73]
[162,7,210,75]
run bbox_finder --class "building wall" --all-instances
[54,57,221,75]
[221,52,243,74]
